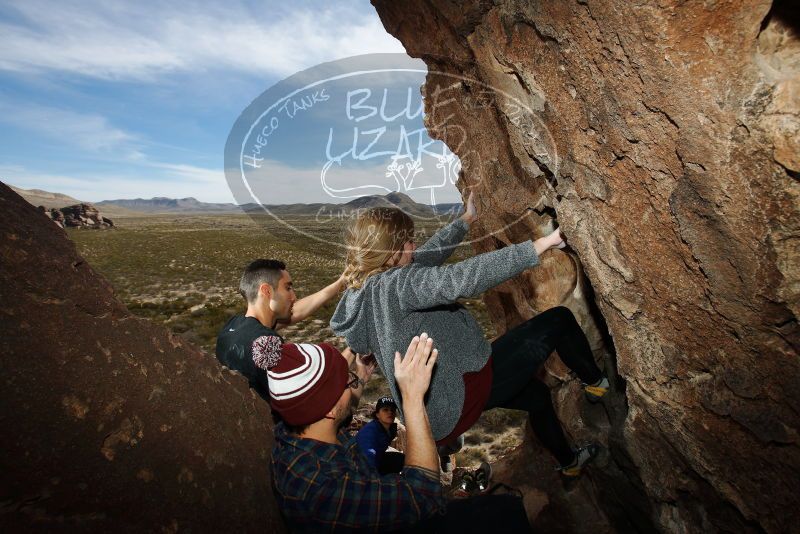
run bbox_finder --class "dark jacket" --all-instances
[356,419,398,469]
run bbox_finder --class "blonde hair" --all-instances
[343,208,415,289]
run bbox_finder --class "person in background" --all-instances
[356,396,406,474]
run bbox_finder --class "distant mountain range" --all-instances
[254,192,462,218]
[96,196,238,213]
[8,184,462,218]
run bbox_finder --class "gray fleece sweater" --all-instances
[330,218,539,440]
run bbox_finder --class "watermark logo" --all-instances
[225,53,557,248]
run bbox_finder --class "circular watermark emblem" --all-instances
[224,53,557,249]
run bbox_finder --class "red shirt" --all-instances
[436,356,493,446]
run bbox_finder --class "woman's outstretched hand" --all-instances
[533,227,567,256]
[460,192,478,225]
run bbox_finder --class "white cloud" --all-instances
[152,162,226,186]
[0,102,142,157]
[0,0,406,81]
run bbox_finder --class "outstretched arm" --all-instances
[413,193,478,266]
[394,333,439,473]
[275,275,345,330]
[398,228,564,311]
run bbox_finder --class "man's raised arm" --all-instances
[275,275,344,330]
[393,333,439,473]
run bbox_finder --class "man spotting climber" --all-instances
[215,259,443,530]
[215,258,348,400]
[269,334,446,531]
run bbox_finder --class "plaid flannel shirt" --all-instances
[271,422,445,533]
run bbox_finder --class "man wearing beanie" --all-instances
[270,334,446,532]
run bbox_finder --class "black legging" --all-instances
[484,306,602,466]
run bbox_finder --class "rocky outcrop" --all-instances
[41,203,114,229]
[0,183,284,532]
[372,1,799,532]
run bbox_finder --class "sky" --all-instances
[0,0,463,204]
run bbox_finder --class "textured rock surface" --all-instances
[373,1,799,532]
[0,183,284,532]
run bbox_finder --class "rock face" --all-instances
[0,183,284,532]
[41,203,115,229]
[372,1,799,532]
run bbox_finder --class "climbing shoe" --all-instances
[558,443,600,478]
[455,470,477,496]
[584,376,609,403]
[475,462,492,493]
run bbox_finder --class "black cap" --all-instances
[375,396,397,410]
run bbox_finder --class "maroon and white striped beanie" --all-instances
[262,342,348,426]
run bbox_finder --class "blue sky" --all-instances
[0,0,462,204]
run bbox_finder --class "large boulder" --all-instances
[372,1,799,532]
[0,182,284,532]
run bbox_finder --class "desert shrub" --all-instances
[456,447,487,466]
[464,432,486,446]
[500,433,520,449]
[170,321,190,333]
[474,408,527,435]
[362,373,388,404]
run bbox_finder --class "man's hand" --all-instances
[394,333,438,401]
[275,274,346,330]
[460,192,478,225]
[346,350,376,406]
[354,352,377,383]
[394,333,439,473]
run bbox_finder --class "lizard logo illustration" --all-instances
[225,53,557,247]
